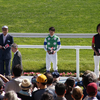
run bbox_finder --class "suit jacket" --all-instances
[12,50,22,69]
[0,33,13,60]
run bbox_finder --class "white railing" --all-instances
[18,45,92,78]
[9,33,95,38]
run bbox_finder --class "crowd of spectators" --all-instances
[0,64,100,100]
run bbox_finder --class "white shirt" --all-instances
[3,33,8,44]
[14,50,18,55]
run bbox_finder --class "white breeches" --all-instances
[94,56,100,78]
[46,52,58,71]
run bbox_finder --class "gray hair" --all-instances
[11,43,18,49]
[4,91,20,100]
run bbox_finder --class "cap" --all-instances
[52,72,59,78]
[2,25,8,29]
[19,78,31,90]
[87,82,97,95]
[36,74,47,83]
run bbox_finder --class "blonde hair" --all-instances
[72,86,83,100]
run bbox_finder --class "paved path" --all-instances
[21,76,82,83]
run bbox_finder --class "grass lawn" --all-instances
[11,37,95,73]
[0,0,99,73]
[0,0,100,33]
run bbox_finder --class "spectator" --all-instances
[17,78,32,100]
[41,91,54,100]
[72,86,83,100]
[65,77,75,100]
[52,71,60,85]
[4,64,23,93]
[32,74,54,100]
[82,72,100,99]
[75,70,92,87]
[0,79,5,100]
[3,90,20,100]
[11,43,22,72]
[44,72,56,98]
[76,70,92,99]
[31,75,38,92]
[86,82,98,100]
[55,83,66,100]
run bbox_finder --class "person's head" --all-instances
[55,83,66,97]
[36,74,47,89]
[31,75,38,88]
[82,72,97,88]
[2,25,8,36]
[41,91,54,100]
[82,70,92,79]
[52,72,60,83]
[86,82,97,97]
[65,77,75,94]
[72,86,83,100]
[11,43,18,53]
[19,78,31,91]
[12,64,23,77]
[97,23,100,34]
[44,72,53,85]
[3,90,20,100]
[49,27,55,36]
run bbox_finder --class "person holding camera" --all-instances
[44,27,61,72]
[0,25,13,76]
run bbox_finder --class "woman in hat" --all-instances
[17,78,32,100]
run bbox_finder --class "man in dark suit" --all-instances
[0,25,13,75]
[11,43,22,71]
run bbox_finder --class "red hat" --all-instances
[86,82,97,95]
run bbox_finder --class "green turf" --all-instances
[0,0,100,33]
[14,37,92,45]
[0,0,98,73]
[10,37,95,73]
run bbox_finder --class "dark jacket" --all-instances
[17,92,31,100]
[12,50,22,69]
[0,33,13,60]
[94,33,100,55]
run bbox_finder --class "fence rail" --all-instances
[18,45,92,78]
[8,33,95,38]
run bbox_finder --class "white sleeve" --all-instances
[55,45,61,52]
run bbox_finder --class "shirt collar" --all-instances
[2,33,8,37]
[14,50,18,55]
[49,34,55,37]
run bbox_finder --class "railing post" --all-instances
[76,48,79,79]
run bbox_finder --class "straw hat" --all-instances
[19,78,31,90]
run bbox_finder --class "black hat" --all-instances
[52,72,59,78]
